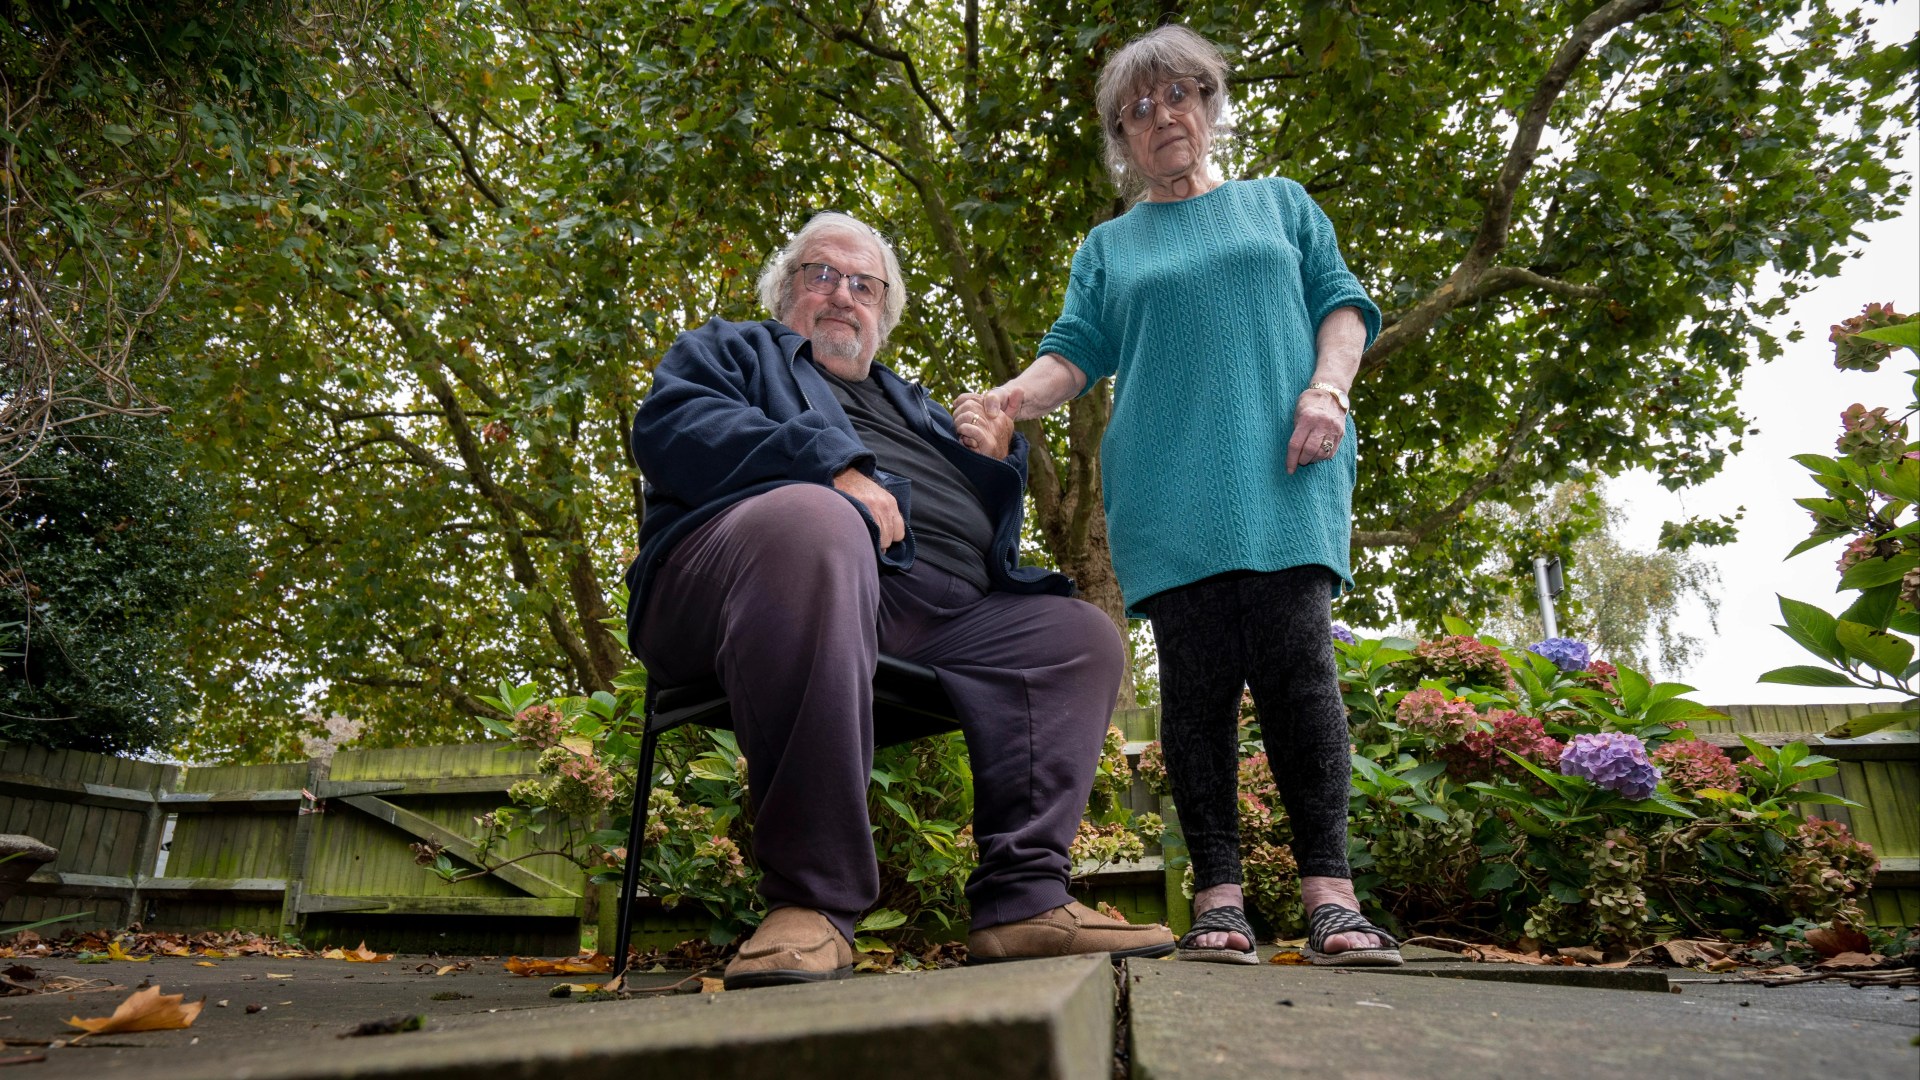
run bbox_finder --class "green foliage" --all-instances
[0,417,245,752]
[1142,628,1879,946]
[1762,303,1920,738]
[141,0,1914,754]
[0,0,318,487]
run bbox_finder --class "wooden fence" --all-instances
[0,699,1910,952]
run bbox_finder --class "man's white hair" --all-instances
[756,211,907,342]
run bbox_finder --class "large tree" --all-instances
[164,0,1913,757]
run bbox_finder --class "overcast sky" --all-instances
[1605,0,1917,705]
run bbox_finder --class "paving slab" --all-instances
[0,953,1115,1080]
[1125,957,1919,1080]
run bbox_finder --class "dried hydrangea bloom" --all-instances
[1410,634,1512,686]
[1559,732,1663,801]
[512,703,567,750]
[1394,687,1480,744]
[1438,709,1563,782]
[1650,738,1741,795]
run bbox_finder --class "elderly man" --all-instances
[624,211,1175,990]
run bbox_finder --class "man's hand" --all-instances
[952,387,1024,458]
[1286,390,1347,475]
[833,468,906,549]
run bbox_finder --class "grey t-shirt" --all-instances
[820,369,994,591]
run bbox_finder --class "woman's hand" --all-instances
[952,388,1024,459]
[1286,389,1347,475]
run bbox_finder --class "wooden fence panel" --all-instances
[1701,702,1919,926]
[153,762,309,934]
[0,744,172,929]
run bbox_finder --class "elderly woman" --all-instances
[954,25,1399,966]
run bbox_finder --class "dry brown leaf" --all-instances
[504,954,611,977]
[1814,951,1882,971]
[65,985,204,1039]
[1475,945,1551,965]
[194,962,215,969]
[1629,940,1727,968]
[434,965,457,977]
[1268,950,1311,965]
[1556,946,1606,965]
[1705,957,1741,973]
[266,973,293,980]
[1757,964,1806,976]
[698,977,725,993]
[1804,926,1872,958]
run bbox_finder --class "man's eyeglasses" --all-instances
[794,262,891,307]
[1118,77,1206,135]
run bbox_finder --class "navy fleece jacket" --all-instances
[623,318,1070,655]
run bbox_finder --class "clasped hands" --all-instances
[830,386,1025,553]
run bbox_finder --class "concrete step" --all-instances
[1124,956,1920,1080]
[140,955,1114,1080]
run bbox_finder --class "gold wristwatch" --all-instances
[1307,381,1350,413]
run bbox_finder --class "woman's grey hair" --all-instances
[1093,24,1232,197]
[756,211,907,342]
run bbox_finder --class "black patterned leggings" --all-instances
[1140,566,1353,888]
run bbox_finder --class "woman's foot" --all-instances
[1300,876,1385,955]
[1188,883,1253,953]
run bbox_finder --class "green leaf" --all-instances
[1873,458,1920,505]
[1547,881,1582,904]
[1469,862,1520,896]
[1834,620,1914,677]
[1441,615,1475,637]
[1778,596,1843,661]
[1839,551,1919,590]
[1757,665,1863,688]
[856,908,908,932]
[1409,803,1452,824]
[1839,583,1901,633]
[1770,791,1862,807]
[1852,321,1920,350]
[1825,707,1920,738]
[1399,761,1448,785]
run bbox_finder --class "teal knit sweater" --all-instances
[1036,177,1382,615]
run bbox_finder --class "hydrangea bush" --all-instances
[1136,622,1879,950]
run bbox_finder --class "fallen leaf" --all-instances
[2,966,34,983]
[194,962,216,968]
[434,965,458,976]
[1705,957,1741,973]
[266,973,294,980]
[1804,926,1872,958]
[1268,950,1310,965]
[65,985,204,1039]
[199,950,228,959]
[698,977,725,993]
[321,942,392,963]
[1557,946,1606,965]
[1814,951,1882,971]
[1629,940,1727,968]
[103,942,149,963]
[503,954,611,977]
[547,982,602,997]
[1756,964,1805,977]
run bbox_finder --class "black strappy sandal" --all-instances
[1304,903,1403,967]
[1175,904,1260,965]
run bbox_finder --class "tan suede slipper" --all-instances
[723,907,855,990]
[967,901,1176,963]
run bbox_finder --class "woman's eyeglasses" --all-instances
[794,262,890,307]
[1118,77,1205,135]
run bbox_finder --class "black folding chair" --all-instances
[609,655,963,980]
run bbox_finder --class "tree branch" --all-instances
[1359,0,1665,374]
[390,67,508,209]
[791,6,957,136]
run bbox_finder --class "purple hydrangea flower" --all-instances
[1559,732,1663,801]
[1528,637,1591,672]
[1331,623,1357,646]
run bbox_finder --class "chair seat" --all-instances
[647,654,962,747]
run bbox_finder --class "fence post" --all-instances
[124,764,179,928]
[281,755,331,937]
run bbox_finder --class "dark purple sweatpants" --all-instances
[636,484,1125,942]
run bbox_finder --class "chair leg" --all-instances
[611,710,660,981]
